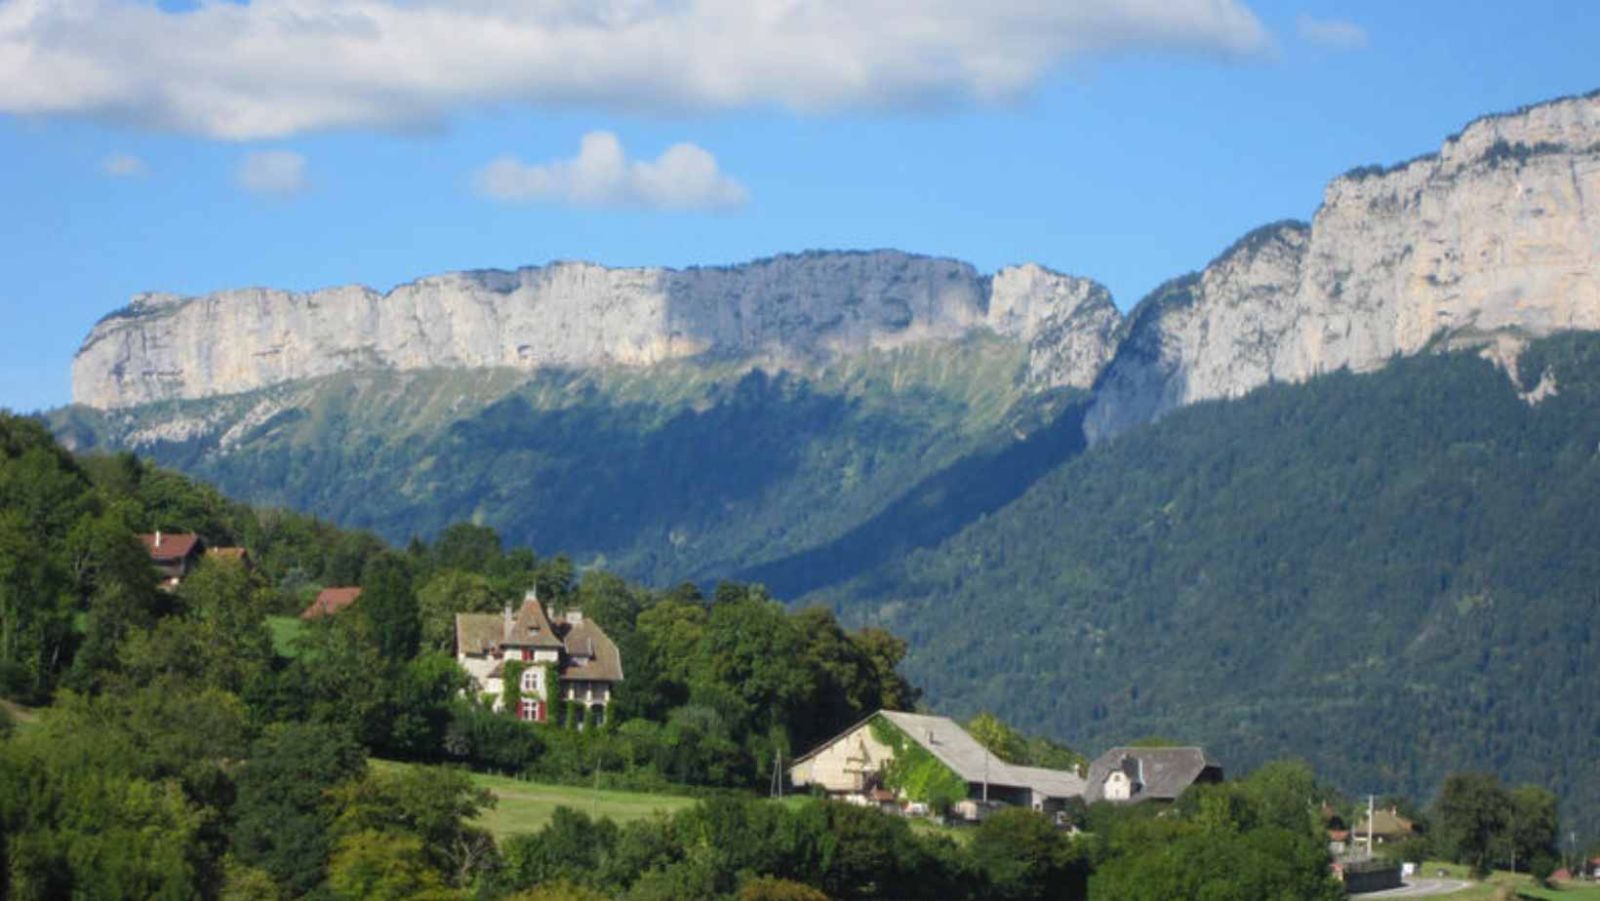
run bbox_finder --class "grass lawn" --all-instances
[1418,860,1600,899]
[469,771,700,838]
[372,761,699,839]
[266,615,305,657]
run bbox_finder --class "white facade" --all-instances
[1104,770,1133,801]
[788,720,896,794]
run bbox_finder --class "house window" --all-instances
[521,668,539,694]
[519,698,538,721]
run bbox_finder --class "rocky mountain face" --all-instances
[73,94,1600,439]
[72,251,1119,409]
[1087,91,1600,440]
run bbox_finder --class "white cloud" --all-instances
[1296,14,1367,50]
[236,150,308,198]
[476,132,748,211]
[100,152,147,177]
[0,0,1274,140]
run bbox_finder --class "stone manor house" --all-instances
[455,591,623,724]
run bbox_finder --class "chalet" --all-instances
[138,531,205,589]
[1350,807,1417,845]
[1083,747,1223,805]
[301,587,362,620]
[787,710,1086,821]
[454,592,623,725]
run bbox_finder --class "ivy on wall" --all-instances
[503,660,525,716]
[869,716,967,812]
[538,663,557,706]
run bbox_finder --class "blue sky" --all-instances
[1,0,1596,412]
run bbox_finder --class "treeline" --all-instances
[0,411,937,897]
[1357,773,1568,882]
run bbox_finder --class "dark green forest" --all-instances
[0,411,1368,898]
[823,332,1600,837]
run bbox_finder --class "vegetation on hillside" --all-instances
[823,332,1600,838]
[0,411,1363,898]
[51,338,1075,591]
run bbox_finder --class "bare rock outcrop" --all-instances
[73,251,1118,409]
[1088,91,1600,441]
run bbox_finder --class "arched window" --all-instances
[521,668,539,693]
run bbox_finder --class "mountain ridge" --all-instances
[73,250,1120,409]
[72,90,1600,443]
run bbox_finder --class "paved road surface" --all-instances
[1357,877,1473,897]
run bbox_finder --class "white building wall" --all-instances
[789,721,896,794]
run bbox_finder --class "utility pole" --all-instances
[1367,795,1375,858]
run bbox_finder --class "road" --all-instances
[1357,877,1474,897]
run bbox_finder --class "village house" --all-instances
[1350,806,1417,845]
[301,586,362,620]
[1082,746,1223,805]
[454,591,623,725]
[787,710,1087,821]
[138,531,205,589]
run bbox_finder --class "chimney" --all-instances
[566,609,583,625]
[503,605,513,641]
[155,529,162,548]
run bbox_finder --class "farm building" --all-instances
[787,710,1086,820]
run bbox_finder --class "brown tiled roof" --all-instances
[456,599,566,656]
[455,601,624,684]
[456,612,506,657]
[1352,808,1416,839]
[139,532,203,562]
[511,599,566,650]
[558,618,623,683]
[301,587,362,620]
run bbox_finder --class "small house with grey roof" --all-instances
[788,710,1086,820]
[1083,746,1222,805]
[455,591,623,725]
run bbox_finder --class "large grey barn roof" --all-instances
[853,711,1086,800]
[878,711,1003,785]
[1083,747,1221,803]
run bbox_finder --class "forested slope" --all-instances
[821,333,1600,834]
[51,337,1081,588]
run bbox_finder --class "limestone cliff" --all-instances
[73,250,1118,409]
[1087,91,1600,440]
[72,91,1600,432]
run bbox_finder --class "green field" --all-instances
[382,763,972,844]
[368,761,701,838]
[1417,861,1600,899]
[467,771,699,838]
